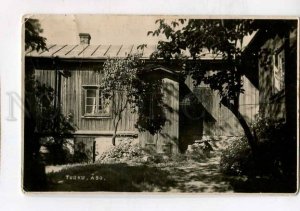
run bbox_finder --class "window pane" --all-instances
[83,87,111,116]
[86,89,96,97]
[98,91,110,114]
[86,105,96,114]
[273,50,285,94]
[86,97,96,106]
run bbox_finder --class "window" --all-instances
[272,48,285,94]
[82,86,111,117]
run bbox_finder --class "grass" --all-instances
[45,137,233,192]
[47,163,176,192]
[43,134,297,193]
[45,156,236,193]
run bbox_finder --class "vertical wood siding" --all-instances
[259,35,286,120]
[139,78,179,154]
[34,64,258,139]
[35,68,137,134]
[185,74,259,136]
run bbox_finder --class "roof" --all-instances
[26,44,149,59]
[25,44,222,60]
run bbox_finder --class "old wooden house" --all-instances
[25,33,260,162]
[242,20,298,130]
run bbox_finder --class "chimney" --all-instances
[79,33,91,45]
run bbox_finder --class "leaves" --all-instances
[147,19,260,106]
[25,18,47,52]
[100,55,167,135]
[32,80,76,136]
[134,79,166,135]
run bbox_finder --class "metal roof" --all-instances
[25,44,221,60]
[26,44,156,59]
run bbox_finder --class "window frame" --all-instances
[81,85,112,118]
[272,46,285,96]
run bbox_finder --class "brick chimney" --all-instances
[79,33,91,44]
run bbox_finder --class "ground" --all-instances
[159,155,234,192]
[45,136,296,193]
[47,158,234,192]
[46,138,237,192]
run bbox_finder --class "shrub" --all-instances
[220,114,291,177]
[251,115,293,177]
[220,137,254,176]
[97,138,147,163]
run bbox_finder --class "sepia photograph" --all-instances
[23,15,298,193]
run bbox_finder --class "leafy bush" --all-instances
[220,114,293,178]
[97,138,147,163]
[251,114,286,143]
[251,115,292,177]
[97,137,215,165]
[220,137,254,176]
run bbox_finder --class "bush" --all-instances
[220,137,254,176]
[96,137,214,165]
[251,115,295,178]
[97,138,147,163]
[220,115,292,178]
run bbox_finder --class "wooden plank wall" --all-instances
[185,75,259,136]
[35,68,137,134]
[139,78,179,154]
[34,67,259,138]
[258,35,286,120]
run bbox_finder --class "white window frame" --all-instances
[272,47,285,95]
[82,85,111,117]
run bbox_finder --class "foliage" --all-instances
[220,137,253,176]
[25,75,77,164]
[134,79,167,135]
[220,114,291,177]
[250,114,291,177]
[101,56,140,97]
[32,80,77,164]
[97,138,146,163]
[251,113,285,141]
[25,18,47,51]
[147,19,293,152]
[100,56,139,145]
[97,137,214,165]
[148,19,256,101]
[24,19,50,191]
[33,80,76,137]
[100,55,167,142]
[147,19,298,153]
[24,17,49,191]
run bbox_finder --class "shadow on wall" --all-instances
[160,132,180,154]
